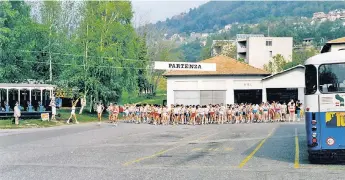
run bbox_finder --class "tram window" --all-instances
[319,63,345,93]
[305,65,317,95]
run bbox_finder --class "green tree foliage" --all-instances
[0,1,48,82]
[178,41,202,62]
[0,1,154,105]
[263,54,287,73]
[60,1,145,104]
[283,47,319,69]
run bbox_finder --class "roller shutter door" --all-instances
[174,90,200,105]
[200,90,226,105]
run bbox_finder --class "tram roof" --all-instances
[304,50,345,65]
[0,83,56,90]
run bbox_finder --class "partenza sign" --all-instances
[154,61,216,71]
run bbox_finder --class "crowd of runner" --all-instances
[96,99,304,126]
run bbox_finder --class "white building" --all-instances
[163,56,305,106]
[237,36,293,69]
[321,36,345,53]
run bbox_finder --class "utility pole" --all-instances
[49,13,53,82]
[268,25,270,37]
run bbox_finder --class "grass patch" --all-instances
[120,77,167,105]
[57,109,97,123]
[0,119,64,129]
[121,90,166,105]
[0,109,99,129]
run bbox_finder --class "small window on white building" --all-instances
[269,51,272,57]
[266,40,272,46]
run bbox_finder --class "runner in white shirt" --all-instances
[219,104,225,124]
[67,99,79,124]
[281,102,287,121]
[180,105,185,124]
[191,105,196,125]
[199,105,205,125]
[204,105,209,124]
[96,102,104,125]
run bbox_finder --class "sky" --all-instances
[131,0,208,26]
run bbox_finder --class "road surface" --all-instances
[0,121,344,180]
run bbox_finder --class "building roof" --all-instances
[321,36,345,53]
[236,34,264,39]
[0,83,56,89]
[163,55,270,77]
[262,65,304,80]
[327,36,345,44]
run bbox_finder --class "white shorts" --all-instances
[52,108,56,115]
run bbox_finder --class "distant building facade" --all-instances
[312,9,345,22]
[236,34,293,69]
[302,38,314,47]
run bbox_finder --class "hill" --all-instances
[153,1,345,34]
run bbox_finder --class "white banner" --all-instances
[154,61,216,71]
[320,93,345,112]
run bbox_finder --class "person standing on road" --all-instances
[300,103,304,120]
[50,97,57,121]
[296,100,301,121]
[107,103,114,123]
[14,102,21,125]
[96,102,105,125]
[112,103,119,126]
[288,99,296,122]
[67,99,79,124]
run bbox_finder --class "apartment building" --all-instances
[236,35,293,69]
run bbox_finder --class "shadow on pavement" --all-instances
[241,123,309,164]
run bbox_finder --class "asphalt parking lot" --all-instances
[1,121,345,180]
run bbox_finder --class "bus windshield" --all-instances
[319,63,345,93]
[305,65,317,95]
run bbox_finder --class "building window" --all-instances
[269,51,272,57]
[266,40,272,46]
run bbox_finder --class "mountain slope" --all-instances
[154,1,345,34]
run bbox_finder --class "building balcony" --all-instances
[237,45,247,53]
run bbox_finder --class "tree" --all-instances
[60,1,143,107]
[147,39,182,96]
[221,43,237,59]
[238,58,245,63]
[283,47,319,69]
[263,54,287,73]
[0,1,45,82]
[139,23,183,96]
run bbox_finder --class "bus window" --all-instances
[305,65,317,95]
[319,63,345,93]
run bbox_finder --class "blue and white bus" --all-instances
[305,50,345,163]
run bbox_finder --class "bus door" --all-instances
[319,93,345,149]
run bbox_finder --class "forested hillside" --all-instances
[154,1,345,34]
[177,16,345,62]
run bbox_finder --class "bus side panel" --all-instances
[319,111,345,150]
[306,112,322,150]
